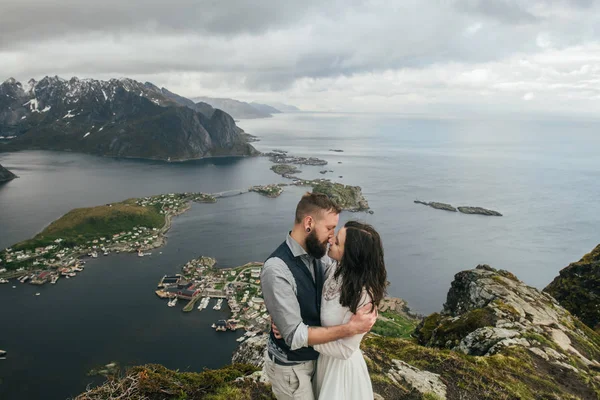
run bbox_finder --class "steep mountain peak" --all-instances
[3,77,17,85]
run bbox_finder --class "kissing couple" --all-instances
[261,192,387,399]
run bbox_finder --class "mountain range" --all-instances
[0,76,258,161]
[192,96,300,119]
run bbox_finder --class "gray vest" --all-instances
[267,240,324,361]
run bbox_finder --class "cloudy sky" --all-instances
[2,0,600,115]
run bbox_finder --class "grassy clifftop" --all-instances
[13,200,165,251]
[75,363,272,400]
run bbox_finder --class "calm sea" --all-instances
[1,113,599,399]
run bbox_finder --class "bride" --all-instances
[313,221,387,400]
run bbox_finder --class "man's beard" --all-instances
[305,230,328,259]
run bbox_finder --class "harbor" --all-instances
[155,256,270,336]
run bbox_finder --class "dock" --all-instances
[183,293,203,312]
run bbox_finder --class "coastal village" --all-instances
[0,192,216,285]
[155,256,270,340]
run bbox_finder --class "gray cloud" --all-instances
[1,0,600,115]
[455,0,539,23]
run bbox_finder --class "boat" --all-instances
[50,275,59,284]
[201,297,210,310]
[68,272,76,277]
[213,298,223,310]
[0,349,6,359]
[211,323,216,328]
[0,278,8,284]
[35,292,40,296]
[138,250,144,257]
[91,251,98,258]
[236,336,246,343]
[103,251,109,256]
[197,297,208,310]
[168,296,178,307]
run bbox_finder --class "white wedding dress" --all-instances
[313,265,374,400]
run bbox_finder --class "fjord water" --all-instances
[1,113,599,399]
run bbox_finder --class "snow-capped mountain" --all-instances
[0,76,257,161]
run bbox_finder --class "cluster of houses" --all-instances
[156,261,271,334]
[136,192,216,215]
[0,224,163,284]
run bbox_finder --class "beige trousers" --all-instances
[264,352,316,400]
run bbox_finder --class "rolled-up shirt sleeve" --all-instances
[261,258,309,349]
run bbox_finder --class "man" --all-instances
[261,192,378,399]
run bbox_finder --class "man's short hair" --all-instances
[295,192,342,223]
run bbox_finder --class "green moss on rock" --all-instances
[361,336,599,400]
[544,244,600,332]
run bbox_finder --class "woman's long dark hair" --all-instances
[334,221,387,313]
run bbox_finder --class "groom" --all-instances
[261,192,377,399]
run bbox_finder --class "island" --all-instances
[292,179,370,212]
[270,164,301,177]
[249,184,284,198]
[415,200,502,216]
[328,149,344,152]
[264,152,328,166]
[0,163,17,182]
[457,206,502,216]
[414,200,457,212]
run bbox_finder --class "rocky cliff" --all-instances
[0,76,258,161]
[0,163,16,182]
[545,244,600,333]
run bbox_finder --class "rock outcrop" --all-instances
[412,264,600,399]
[232,334,268,368]
[545,244,600,332]
[0,163,17,182]
[457,206,502,216]
[414,200,457,212]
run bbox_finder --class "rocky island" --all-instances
[0,163,17,182]
[414,200,457,212]
[264,152,328,166]
[0,76,258,161]
[415,200,502,216]
[270,164,301,178]
[458,206,503,216]
[249,184,284,198]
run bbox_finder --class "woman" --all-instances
[313,221,387,400]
